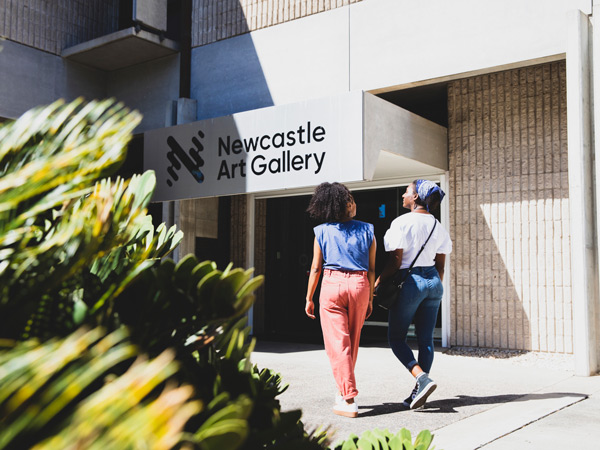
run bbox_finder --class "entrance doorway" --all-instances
[263,185,443,344]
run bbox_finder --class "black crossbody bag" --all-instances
[374,219,437,310]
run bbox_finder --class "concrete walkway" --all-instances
[251,340,600,449]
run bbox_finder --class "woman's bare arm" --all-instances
[305,237,323,319]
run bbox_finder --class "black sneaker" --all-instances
[402,383,418,407]
[410,374,437,409]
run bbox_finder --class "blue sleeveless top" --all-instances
[314,220,374,271]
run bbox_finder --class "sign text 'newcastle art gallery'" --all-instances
[144,92,364,201]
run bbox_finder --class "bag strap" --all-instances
[396,217,437,285]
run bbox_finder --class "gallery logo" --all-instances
[165,130,205,187]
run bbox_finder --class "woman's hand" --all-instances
[366,238,376,320]
[305,299,316,319]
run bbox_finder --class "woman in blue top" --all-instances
[305,182,376,418]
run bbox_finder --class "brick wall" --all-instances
[447,61,571,352]
[229,195,266,334]
[0,0,119,55]
[192,0,362,47]
[178,197,220,258]
[230,195,247,269]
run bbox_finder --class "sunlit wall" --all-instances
[448,61,571,352]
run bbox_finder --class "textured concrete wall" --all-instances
[0,38,179,130]
[106,54,180,133]
[191,33,275,119]
[191,0,361,47]
[0,0,119,55]
[448,61,571,353]
[189,0,586,118]
[0,3,177,129]
[349,0,589,92]
[0,39,106,119]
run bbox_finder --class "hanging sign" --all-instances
[144,91,364,201]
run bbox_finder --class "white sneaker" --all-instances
[333,400,358,418]
[335,394,344,405]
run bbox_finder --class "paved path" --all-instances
[251,340,600,449]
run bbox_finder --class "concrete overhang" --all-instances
[363,93,448,183]
[62,27,179,71]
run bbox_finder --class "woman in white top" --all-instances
[376,180,452,410]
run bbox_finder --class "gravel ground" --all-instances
[443,346,575,371]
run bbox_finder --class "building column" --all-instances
[591,3,600,374]
[440,173,451,348]
[566,9,599,375]
[246,194,256,333]
[161,97,198,262]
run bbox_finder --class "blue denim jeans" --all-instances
[387,266,443,374]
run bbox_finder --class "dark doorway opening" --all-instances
[262,185,442,345]
[376,82,448,128]
[264,195,321,342]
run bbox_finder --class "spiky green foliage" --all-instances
[183,317,328,450]
[0,98,196,448]
[331,428,436,450]
[0,99,327,450]
[0,327,200,450]
[113,255,261,357]
[0,99,182,340]
[114,254,328,449]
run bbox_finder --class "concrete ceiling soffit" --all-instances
[362,93,448,181]
[62,27,179,71]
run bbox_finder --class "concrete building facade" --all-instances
[1,0,598,375]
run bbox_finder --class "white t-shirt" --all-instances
[383,212,452,269]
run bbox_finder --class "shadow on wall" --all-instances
[191,34,275,119]
[191,2,274,120]
[449,64,571,354]
[0,39,106,120]
[183,1,277,333]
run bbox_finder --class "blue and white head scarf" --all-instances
[415,179,445,210]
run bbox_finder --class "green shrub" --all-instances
[0,328,199,449]
[331,428,436,450]
[0,98,325,449]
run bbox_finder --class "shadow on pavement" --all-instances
[357,392,587,417]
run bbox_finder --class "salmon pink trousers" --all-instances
[319,269,370,400]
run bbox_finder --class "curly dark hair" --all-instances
[306,182,353,223]
[413,179,442,213]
